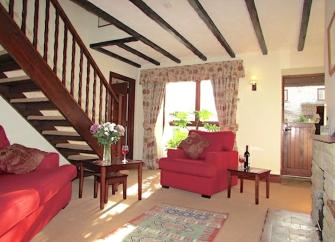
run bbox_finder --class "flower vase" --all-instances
[103,144,112,164]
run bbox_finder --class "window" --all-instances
[165,81,196,121]
[200,81,218,121]
[161,80,218,151]
[164,80,218,126]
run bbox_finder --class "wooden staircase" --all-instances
[0,0,122,164]
[0,51,99,162]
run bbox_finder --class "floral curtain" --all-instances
[140,60,244,168]
[142,81,166,169]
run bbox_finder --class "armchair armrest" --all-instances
[167,148,186,159]
[205,151,238,170]
[35,152,60,171]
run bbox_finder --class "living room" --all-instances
[0,0,333,241]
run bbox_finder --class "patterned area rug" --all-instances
[101,204,228,242]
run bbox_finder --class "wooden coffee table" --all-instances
[78,158,143,210]
[227,167,271,205]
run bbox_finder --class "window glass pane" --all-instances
[200,80,218,121]
[165,81,196,121]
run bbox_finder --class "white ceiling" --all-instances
[88,0,324,67]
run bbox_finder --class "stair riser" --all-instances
[13,102,56,111]
[53,149,81,157]
[8,82,39,93]
[0,55,20,72]
[29,120,70,129]
[5,92,27,99]
[57,147,95,154]
[44,136,84,144]
[0,86,9,96]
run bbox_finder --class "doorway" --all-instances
[281,73,325,177]
[110,72,136,159]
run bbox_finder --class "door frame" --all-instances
[280,73,325,176]
[110,71,136,159]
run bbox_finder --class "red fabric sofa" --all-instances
[159,130,238,198]
[0,125,77,242]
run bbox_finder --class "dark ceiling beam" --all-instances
[129,0,207,61]
[187,0,235,58]
[118,43,160,66]
[298,0,312,51]
[90,37,138,48]
[93,47,141,68]
[70,0,181,63]
[244,0,268,55]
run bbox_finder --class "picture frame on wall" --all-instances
[317,88,325,101]
[328,10,335,76]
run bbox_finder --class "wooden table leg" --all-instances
[79,162,84,199]
[266,172,270,199]
[227,171,232,198]
[240,178,244,193]
[104,180,108,204]
[100,166,106,210]
[255,174,260,205]
[138,162,142,200]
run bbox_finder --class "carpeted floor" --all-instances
[32,169,312,242]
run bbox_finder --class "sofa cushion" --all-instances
[0,189,40,236]
[178,132,209,159]
[0,144,47,174]
[0,165,77,206]
[189,130,235,159]
[159,158,216,178]
[0,125,10,149]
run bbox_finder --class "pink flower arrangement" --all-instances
[90,122,125,145]
[90,123,100,134]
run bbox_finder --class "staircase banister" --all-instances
[0,3,103,157]
[49,0,119,103]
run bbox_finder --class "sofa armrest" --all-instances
[167,148,186,159]
[205,151,238,170]
[35,152,60,171]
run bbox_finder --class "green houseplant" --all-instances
[166,109,219,148]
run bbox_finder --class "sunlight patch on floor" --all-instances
[96,224,137,242]
[99,202,129,220]
[127,173,160,197]
[84,232,92,239]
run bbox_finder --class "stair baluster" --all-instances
[32,0,39,48]
[43,0,50,61]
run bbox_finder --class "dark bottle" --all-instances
[244,145,250,170]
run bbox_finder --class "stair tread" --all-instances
[0,50,8,56]
[42,130,79,136]
[67,154,99,161]
[0,76,30,84]
[56,143,92,151]
[27,115,65,121]
[10,97,49,103]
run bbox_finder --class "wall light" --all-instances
[250,75,257,91]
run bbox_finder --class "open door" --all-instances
[110,72,136,159]
[281,73,325,177]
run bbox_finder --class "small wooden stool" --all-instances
[94,172,128,203]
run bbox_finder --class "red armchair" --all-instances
[159,130,238,198]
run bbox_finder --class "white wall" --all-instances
[133,46,324,175]
[0,0,139,164]
[325,0,335,133]
[0,98,70,164]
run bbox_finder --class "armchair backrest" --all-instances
[0,125,10,149]
[189,130,235,159]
